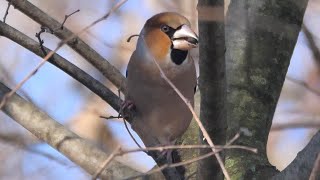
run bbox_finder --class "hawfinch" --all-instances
[125,12,198,160]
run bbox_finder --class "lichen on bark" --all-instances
[225,0,309,179]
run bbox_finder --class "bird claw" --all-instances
[121,100,135,111]
[120,100,135,119]
[156,149,173,163]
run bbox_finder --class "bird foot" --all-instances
[157,149,173,164]
[121,100,135,110]
[120,100,135,119]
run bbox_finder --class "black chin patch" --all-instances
[171,49,188,65]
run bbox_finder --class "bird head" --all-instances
[138,12,198,64]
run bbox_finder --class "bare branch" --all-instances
[0,82,139,179]
[8,0,126,90]
[286,76,320,96]
[0,21,121,112]
[92,145,121,180]
[35,26,53,57]
[122,133,255,180]
[0,0,127,110]
[117,144,257,155]
[60,9,80,29]
[302,24,320,65]
[0,133,71,166]
[271,122,320,131]
[127,34,140,42]
[3,0,12,23]
[35,9,80,56]
[272,131,320,180]
[100,115,123,119]
[309,153,320,180]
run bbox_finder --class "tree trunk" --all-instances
[197,0,226,179]
[225,0,309,179]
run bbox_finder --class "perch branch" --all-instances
[0,21,121,112]
[0,82,125,179]
[0,0,127,110]
[8,0,126,91]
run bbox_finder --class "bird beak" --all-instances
[172,24,199,51]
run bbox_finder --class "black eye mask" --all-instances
[161,24,188,65]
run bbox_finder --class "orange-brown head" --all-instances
[138,12,198,64]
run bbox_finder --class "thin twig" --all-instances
[35,26,54,56]
[123,118,144,150]
[100,115,123,119]
[60,9,80,29]
[0,133,71,166]
[127,34,140,42]
[117,144,257,156]
[92,145,121,180]
[123,134,248,180]
[0,21,121,112]
[108,127,255,158]
[271,122,320,131]
[3,0,12,23]
[302,24,320,65]
[0,0,128,110]
[8,0,126,91]
[141,38,231,180]
[123,151,217,179]
[286,76,320,97]
[226,133,240,145]
[35,9,79,55]
[309,153,320,180]
[117,88,144,150]
[185,171,197,180]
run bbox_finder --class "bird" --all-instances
[124,12,198,161]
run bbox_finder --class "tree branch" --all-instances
[3,0,11,23]
[0,82,140,179]
[271,131,320,180]
[7,0,126,91]
[0,133,70,166]
[60,9,80,30]
[302,24,320,65]
[0,21,121,112]
[286,76,320,97]
[0,0,127,110]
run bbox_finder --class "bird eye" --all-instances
[160,25,170,33]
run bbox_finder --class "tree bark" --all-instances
[7,0,126,91]
[197,0,226,179]
[225,0,309,179]
[0,21,121,112]
[0,82,140,179]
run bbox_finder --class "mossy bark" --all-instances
[225,0,309,179]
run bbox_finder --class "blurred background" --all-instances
[0,0,319,179]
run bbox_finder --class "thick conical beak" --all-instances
[172,24,199,51]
